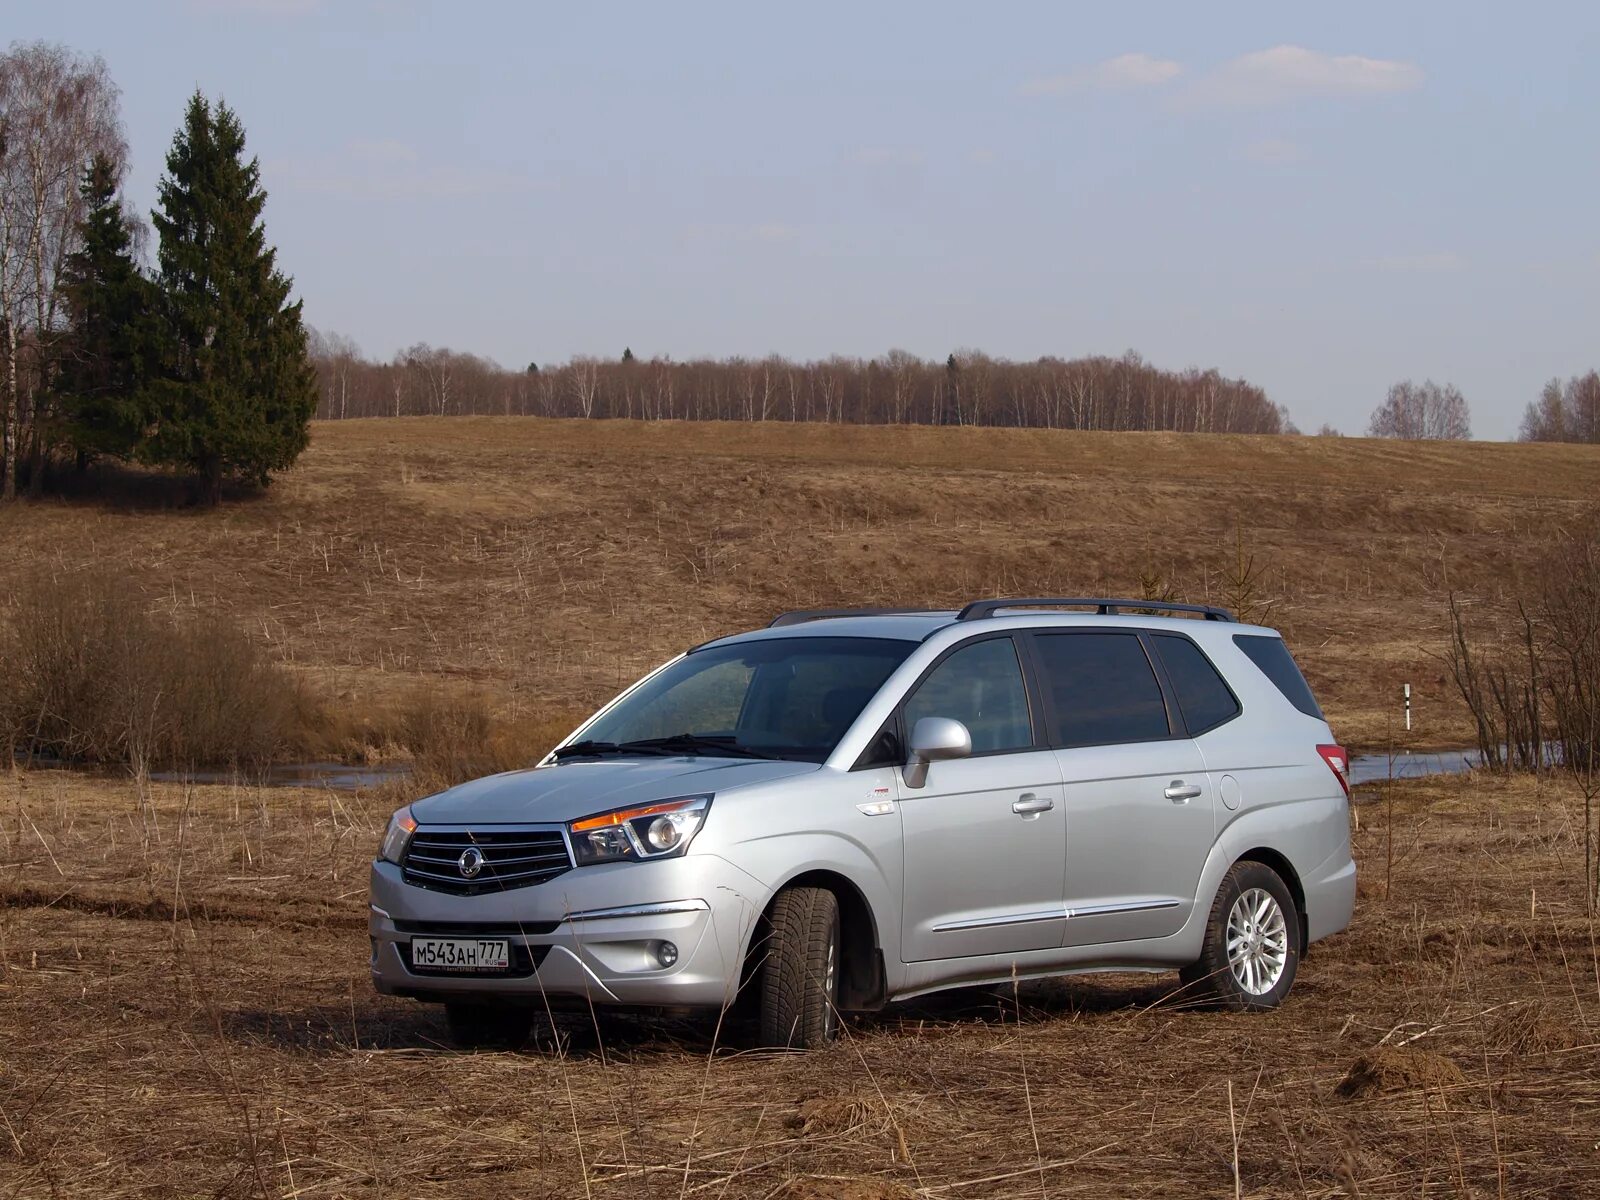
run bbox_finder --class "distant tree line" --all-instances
[308,340,1295,434]
[1520,372,1600,445]
[0,41,314,505]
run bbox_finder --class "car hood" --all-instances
[409,756,820,825]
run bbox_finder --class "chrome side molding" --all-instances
[933,898,1179,933]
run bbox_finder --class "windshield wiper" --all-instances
[616,734,781,760]
[552,739,680,760]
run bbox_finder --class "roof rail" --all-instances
[956,597,1236,623]
[768,607,942,628]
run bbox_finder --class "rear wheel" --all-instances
[444,1001,533,1050]
[1180,861,1299,1011]
[756,886,841,1049]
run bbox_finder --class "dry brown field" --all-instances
[4,417,1600,753]
[3,419,1600,1197]
[0,767,1595,1197]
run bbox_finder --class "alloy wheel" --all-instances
[1226,887,1289,996]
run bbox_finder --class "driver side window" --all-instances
[904,637,1033,754]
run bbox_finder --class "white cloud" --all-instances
[1240,137,1307,164]
[1190,45,1423,107]
[273,139,541,200]
[1363,251,1465,272]
[1023,53,1182,97]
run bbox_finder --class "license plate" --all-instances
[410,937,511,972]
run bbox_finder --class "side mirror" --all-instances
[903,716,971,789]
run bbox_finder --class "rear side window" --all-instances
[1033,633,1171,746]
[1233,635,1323,718]
[1152,635,1241,734]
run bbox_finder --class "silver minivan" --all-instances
[370,599,1355,1048]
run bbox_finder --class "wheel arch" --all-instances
[746,868,886,1012]
[1235,846,1309,954]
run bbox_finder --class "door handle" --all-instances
[1164,781,1203,803]
[1012,793,1055,816]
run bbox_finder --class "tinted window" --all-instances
[583,637,914,761]
[1233,634,1323,718]
[1034,633,1171,746]
[905,638,1033,754]
[1153,634,1240,734]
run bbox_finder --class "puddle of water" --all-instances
[149,761,412,791]
[1348,749,1482,786]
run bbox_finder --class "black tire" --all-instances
[1180,860,1300,1012]
[756,886,841,1049]
[444,1002,533,1050]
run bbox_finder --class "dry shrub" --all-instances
[0,570,311,770]
[392,690,579,792]
[1444,507,1600,774]
[1334,1047,1467,1099]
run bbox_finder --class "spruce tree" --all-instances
[147,92,315,504]
[56,154,157,465]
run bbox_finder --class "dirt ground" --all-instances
[0,766,1595,1198]
[4,418,1600,754]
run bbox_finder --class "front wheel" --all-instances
[1180,861,1299,1011]
[756,886,841,1048]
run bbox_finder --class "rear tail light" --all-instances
[1316,744,1350,799]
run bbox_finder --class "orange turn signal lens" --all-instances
[571,799,695,833]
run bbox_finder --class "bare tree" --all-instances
[0,41,125,500]
[568,355,599,418]
[1521,371,1600,445]
[1366,379,1471,441]
[307,327,361,419]
[400,343,453,415]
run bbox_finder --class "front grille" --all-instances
[401,828,572,896]
[393,918,561,936]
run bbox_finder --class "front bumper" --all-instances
[368,852,770,1009]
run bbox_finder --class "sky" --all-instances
[12,1,1600,437]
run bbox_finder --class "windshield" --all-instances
[570,636,915,763]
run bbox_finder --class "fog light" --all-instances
[655,941,679,968]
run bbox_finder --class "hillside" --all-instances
[4,418,1599,752]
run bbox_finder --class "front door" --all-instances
[896,636,1067,961]
[1028,630,1217,947]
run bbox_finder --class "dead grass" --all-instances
[4,419,1600,757]
[0,569,314,771]
[0,766,1595,1197]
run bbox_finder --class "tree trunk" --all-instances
[26,426,43,497]
[2,317,17,502]
[197,456,223,507]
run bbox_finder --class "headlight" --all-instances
[379,806,417,864]
[569,795,711,865]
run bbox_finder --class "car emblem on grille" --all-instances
[457,846,485,879]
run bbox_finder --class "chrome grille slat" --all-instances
[401,825,572,896]
[406,850,568,867]
[410,838,563,850]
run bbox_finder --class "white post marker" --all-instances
[1404,682,1411,732]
